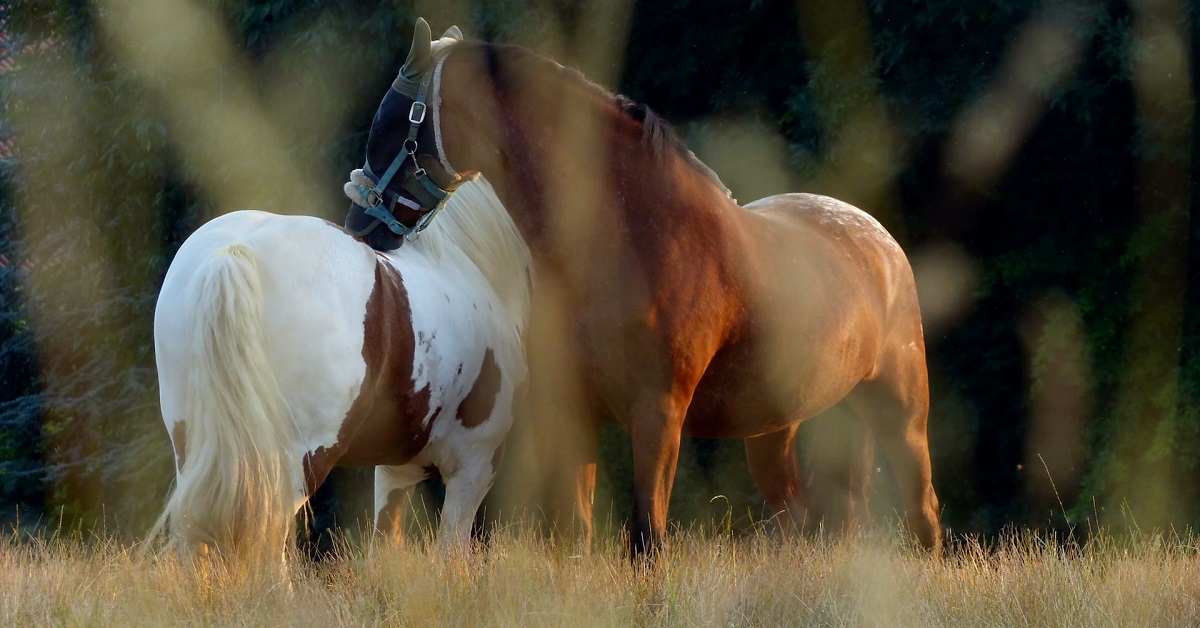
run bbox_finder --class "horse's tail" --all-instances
[150,243,296,562]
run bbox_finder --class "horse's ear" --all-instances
[401,17,434,79]
[442,25,464,41]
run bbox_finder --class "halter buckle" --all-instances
[408,101,427,124]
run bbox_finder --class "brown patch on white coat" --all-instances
[301,258,433,494]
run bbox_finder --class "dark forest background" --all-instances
[1,0,1197,547]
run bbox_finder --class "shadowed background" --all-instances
[0,0,1196,548]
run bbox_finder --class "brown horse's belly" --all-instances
[682,331,868,439]
[685,371,861,439]
[684,378,794,438]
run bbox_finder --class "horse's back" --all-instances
[158,210,376,321]
[742,191,926,365]
[739,193,917,314]
[743,193,905,261]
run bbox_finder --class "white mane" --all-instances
[344,171,532,338]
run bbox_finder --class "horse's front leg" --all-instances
[628,392,688,560]
[549,414,600,551]
[573,459,597,550]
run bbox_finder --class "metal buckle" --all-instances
[408,101,427,124]
[366,188,382,207]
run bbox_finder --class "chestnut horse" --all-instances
[151,175,530,562]
[354,19,940,557]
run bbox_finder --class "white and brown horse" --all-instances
[355,19,940,557]
[151,171,530,562]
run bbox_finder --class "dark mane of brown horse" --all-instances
[472,41,721,186]
[610,95,685,160]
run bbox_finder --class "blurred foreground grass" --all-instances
[1,526,1197,626]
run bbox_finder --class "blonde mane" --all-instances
[412,177,532,335]
[345,172,532,337]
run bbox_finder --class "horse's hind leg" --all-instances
[849,346,941,553]
[803,405,875,535]
[374,465,426,547]
[744,424,811,534]
[439,455,501,551]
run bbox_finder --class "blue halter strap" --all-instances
[355,62,454,241]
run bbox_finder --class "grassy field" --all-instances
[2,527,1198,626]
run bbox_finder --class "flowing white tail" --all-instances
[151,243,297,561]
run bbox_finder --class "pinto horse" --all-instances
[151,175,530,562]
[355,19,940,557]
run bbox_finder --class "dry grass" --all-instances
[1,527,1198,627]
